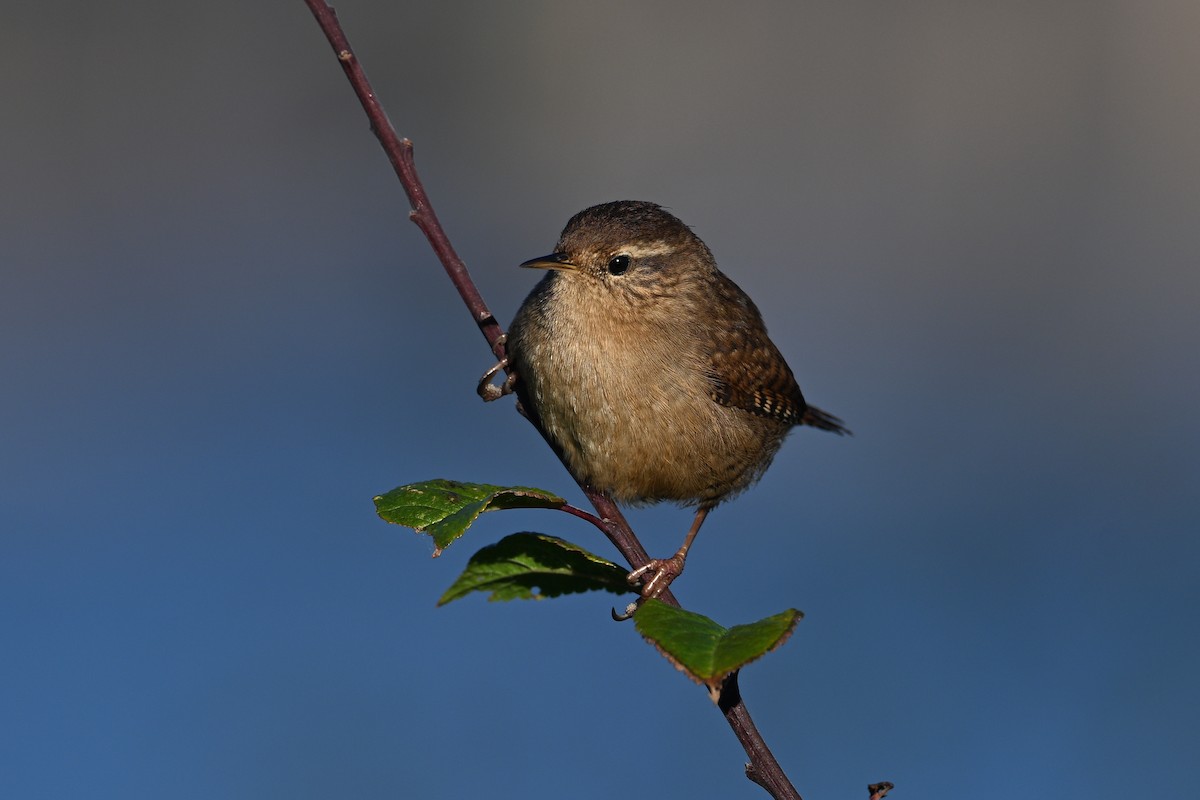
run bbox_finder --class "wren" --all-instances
[483,200,847,600]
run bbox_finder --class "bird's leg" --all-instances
[628,506,711,599]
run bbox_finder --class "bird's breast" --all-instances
[509,285,786,506]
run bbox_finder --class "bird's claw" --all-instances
[477,354,516,402]
[477,361,511,401]
[477,336,515,402]
[611,601,640,622]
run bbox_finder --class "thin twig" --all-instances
[303,1,506,361]
[303,3,803,797]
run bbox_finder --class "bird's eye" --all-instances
[607,254,631,275]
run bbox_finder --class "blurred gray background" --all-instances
[3,2,1197,798]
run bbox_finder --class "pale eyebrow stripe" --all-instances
[621,241,676,258]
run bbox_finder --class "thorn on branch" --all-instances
[745,763,771,793]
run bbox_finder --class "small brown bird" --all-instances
[484,201,847,599]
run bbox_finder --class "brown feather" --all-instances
[705,273,849,434]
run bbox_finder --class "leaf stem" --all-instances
[557,503,608,532]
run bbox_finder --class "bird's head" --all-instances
[521,201,716,306]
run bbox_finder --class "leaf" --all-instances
[374,479,564,555]
[634,599,802,696]
[438,533,630,605]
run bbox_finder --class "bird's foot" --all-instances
[611,556,686,621]
[612,556,686,621]
[477,336,516,401]
[627,553,687,599]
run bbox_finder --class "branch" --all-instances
[303,3,814,797]
[302,1,505,361]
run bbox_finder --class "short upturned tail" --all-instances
[802,405,851,436]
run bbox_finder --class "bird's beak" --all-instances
[520,252,578,272]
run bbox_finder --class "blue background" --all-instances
[4,2,1198,798]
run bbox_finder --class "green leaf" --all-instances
[438,533,630,605]
[374,479,564,555]
[634,599,802,693]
